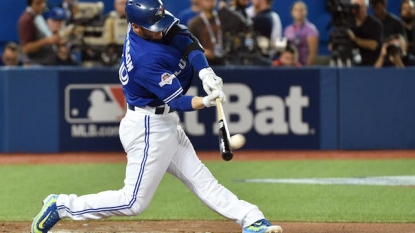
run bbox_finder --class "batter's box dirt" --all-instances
[2,221,415,233]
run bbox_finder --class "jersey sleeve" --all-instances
[139,61,183,104]
[165,23,209,72]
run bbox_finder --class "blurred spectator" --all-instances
[47,7,67,35]
[227,0,250,18]
[246,0,282,43]
[0,42,22,67]
[218,0,252,35]
[375,33,415,67]
[55,39,78,66]
[61,0,78,23]
[189,0,226,66]
[109,0,127,19]
[400,0,415,55]
[66,1,108,66]
[283,1,319,66]
[47,6,76,49]
[245,0,254,18]
[272,46,302,67]
[18,0,60,66]
[371,0,407,41]
[347,0,382,66]
[218,0,252,49]
[177,0,201,26]
[100,0,128,66]
[217,0,271,65]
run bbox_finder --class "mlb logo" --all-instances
[65,84,126,123]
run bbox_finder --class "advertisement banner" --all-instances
[59,69,124,151]
[58,68,320,151]
[186,68,321,150]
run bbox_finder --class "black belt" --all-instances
[127,103,174,115]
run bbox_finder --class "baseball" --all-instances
[229,134,246,150]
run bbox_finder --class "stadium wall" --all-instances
[1,67,414,152]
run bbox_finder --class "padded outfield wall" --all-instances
[0,67,414,152]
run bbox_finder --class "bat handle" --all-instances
[216,98,222,107]
[216,97,225,116]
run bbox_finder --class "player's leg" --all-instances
[32,111,178,232]
[56,113,177,219]
[166,126,281,233]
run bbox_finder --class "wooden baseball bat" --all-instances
[216,98,233,161]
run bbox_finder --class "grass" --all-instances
[0,160,414,222]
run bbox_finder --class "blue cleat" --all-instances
[31,194,61,233]
[243,219,283,233]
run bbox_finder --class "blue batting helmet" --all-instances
[125,0,177,32]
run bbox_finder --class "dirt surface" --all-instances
[3,220,415,233]
[1,150,415,233]
[1,150,415,165]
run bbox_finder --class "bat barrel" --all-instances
[216,98,233,161]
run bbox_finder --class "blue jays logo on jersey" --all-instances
[65,84,126,123]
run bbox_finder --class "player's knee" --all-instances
[128,205,141,216]
[129,200,150,216]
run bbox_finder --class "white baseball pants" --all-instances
[56,107,265,227]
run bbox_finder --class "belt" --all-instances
[127,103,174,115]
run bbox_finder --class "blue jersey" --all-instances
[119,25,194,108]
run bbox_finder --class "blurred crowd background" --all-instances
[0,0,413,68]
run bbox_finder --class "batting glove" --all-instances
[199,67,223,95]
[203,90,226,107]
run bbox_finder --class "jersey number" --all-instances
[119,62,129,85]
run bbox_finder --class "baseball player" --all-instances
[31,1,282,233]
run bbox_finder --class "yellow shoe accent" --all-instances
[31,194,60,233]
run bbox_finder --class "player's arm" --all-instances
[142,63,224,111]
[168,92,225,111]
[164,24,223,94]
[165,24,211,72]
